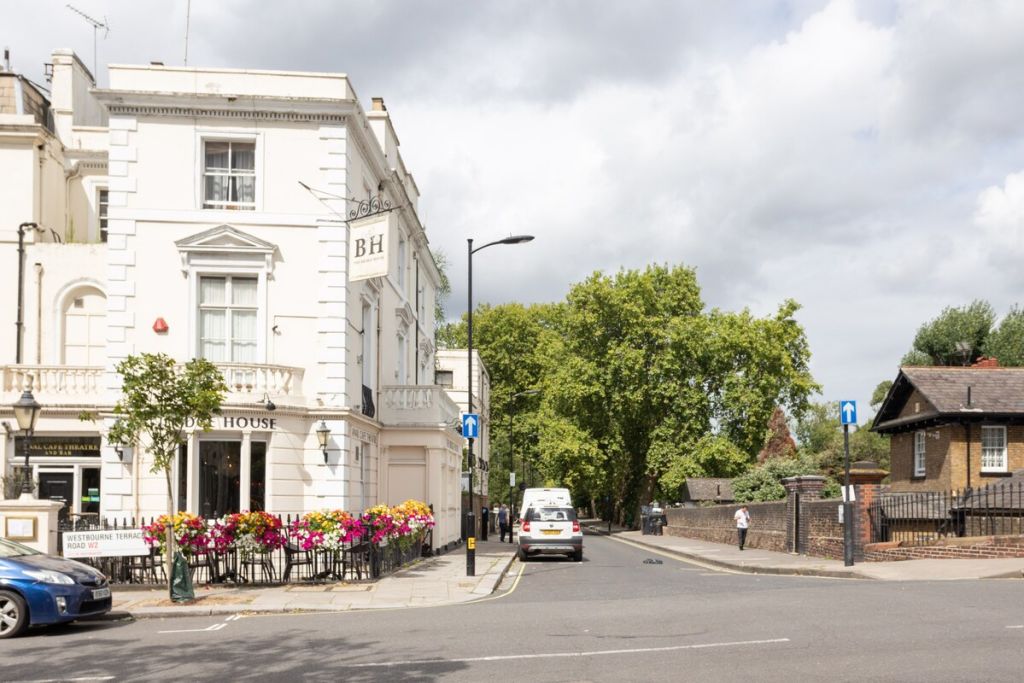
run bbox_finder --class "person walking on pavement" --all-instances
[498,504,510,543]
[735,505,750,550]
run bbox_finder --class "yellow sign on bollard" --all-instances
[468,537,476,550]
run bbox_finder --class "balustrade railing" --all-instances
[1,363,305,405]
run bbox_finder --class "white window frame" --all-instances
[97,188,110,243]
[195,131,262,212]
[397,234,407,291]
[913,431,926,477]
[981,425,1008,473]
[177,226,275,366]
[396,332,407,385]
[198,275,259,363]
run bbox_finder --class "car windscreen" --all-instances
[527,507,577,522]
[0,537,41,558]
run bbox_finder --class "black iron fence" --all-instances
[869,482,1024,546]
[57,514,432,586]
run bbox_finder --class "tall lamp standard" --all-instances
[508,389,539,544]
[12,377,41,497]
[466,234,534,576]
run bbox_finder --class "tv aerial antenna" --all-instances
[65,4,109,79]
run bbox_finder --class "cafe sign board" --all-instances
[14,436,101,458]
[63,529,149,558]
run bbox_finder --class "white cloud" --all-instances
[5,0,1024,414]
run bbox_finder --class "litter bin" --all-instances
[641,505,666,535]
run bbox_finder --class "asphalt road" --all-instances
[3,532,1024,682]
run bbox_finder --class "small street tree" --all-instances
[107,353,227,590]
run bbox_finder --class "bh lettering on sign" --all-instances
[349,214,390,282]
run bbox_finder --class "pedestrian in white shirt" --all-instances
[734,505,750,550]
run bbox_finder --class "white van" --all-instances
[519,488,572,521]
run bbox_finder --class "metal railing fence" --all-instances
[869,482,1024,546]
[57,514,432,586]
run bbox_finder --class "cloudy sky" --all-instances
[5,0,1024,417]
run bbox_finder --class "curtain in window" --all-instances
[232,278,257,306]
[200,277,226,305]
[200,310,226,361]
[232,311,257,362]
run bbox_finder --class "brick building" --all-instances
[871,366,1024,491]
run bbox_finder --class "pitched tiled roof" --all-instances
[682,478,734,502]
[873,367,1024,433]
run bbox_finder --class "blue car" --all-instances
[0,536,112,638]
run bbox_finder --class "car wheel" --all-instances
[573,549,583,562]
[0,590,29,639]
[517,547,527,562]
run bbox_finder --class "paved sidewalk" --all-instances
[109,538,516,620]
[587,523,1024,581]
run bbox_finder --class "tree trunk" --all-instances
[164,469,175,597]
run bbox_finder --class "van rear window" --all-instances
[528,507,577,522]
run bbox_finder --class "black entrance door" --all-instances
[39,471,74,524]
[199,441,241,519]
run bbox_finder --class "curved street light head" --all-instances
[500,234,534,245]
[472,234,536,253]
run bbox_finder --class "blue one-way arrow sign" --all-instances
[840,400,857,425]
[462,413,480,439]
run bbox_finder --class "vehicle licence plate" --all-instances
[542,529,560,536]
[92,587,110,599]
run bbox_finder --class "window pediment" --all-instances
[176,225,277,275]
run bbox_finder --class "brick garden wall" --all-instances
[665,501,787,552]
[801,499,844,560]
[864,535,1024,561]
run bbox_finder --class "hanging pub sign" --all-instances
[349,214,390,282]
[13,436,101,458]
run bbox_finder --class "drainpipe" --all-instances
[34,263,43,364]
[15,222,38,363]
[64,160,81,242]
[414,252,420,384]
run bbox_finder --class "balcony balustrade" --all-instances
[378,385,459,427]
[1,363,305,408]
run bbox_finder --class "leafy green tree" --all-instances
[871,380,893,408]
[542,266,817,525]
[107,353,227,587]
[984,305,1024,366]
[732,452,839,502]
[432,249,452,332]
[794,402,841,454]
[902,300,995,366]
[659,434,749,499]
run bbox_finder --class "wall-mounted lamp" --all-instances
[152,317,169,334]
[262,393,276,412]
[316,420,331,464]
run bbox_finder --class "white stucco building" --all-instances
[0,50,464,550]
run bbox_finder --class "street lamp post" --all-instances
[466,234,534,576]
[12,376,41,497]
[508,389,539,544]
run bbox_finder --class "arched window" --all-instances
[61,285,106,365]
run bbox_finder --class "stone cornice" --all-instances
[91,90,358,124]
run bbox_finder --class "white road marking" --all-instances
[14,678,115,682]
[226,614,242,621]
[340,638,791,669]
[1005,625,1023,629]
[157,622,228,634]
